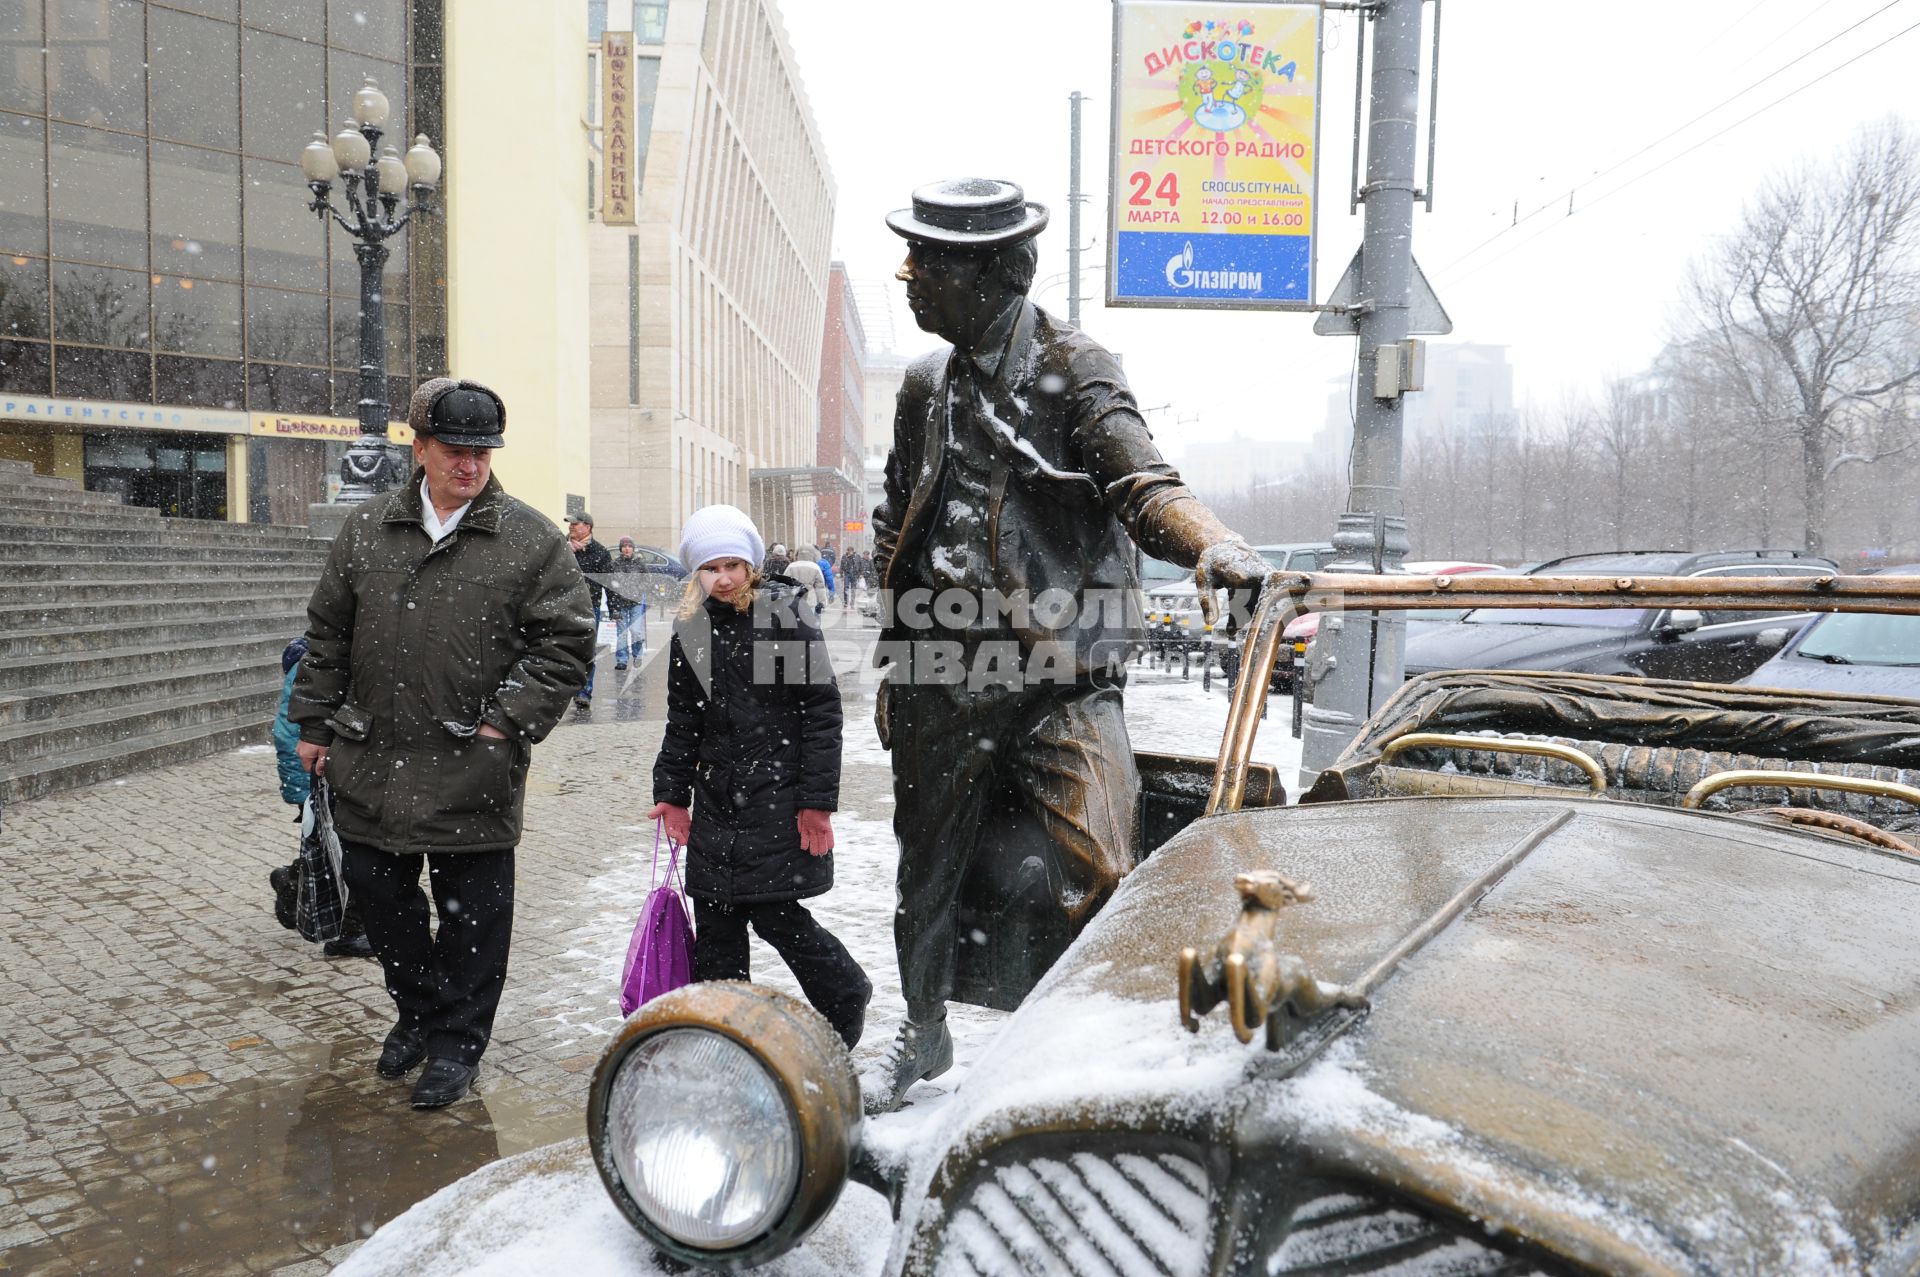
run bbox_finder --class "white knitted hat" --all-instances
[679,504,766,572]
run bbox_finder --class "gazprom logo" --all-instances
[1163,241,1263,292]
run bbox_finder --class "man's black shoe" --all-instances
[410,1059,476,1109]
[614,662,628,671]
[324,931,376,959]
[574,695,592,711]
[376,1025,428,1079]
[269,865,297,931]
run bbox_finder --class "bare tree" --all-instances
[1681,119,1920,555]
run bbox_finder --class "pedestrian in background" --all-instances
[763,542,791,577]
[787,544,829,616]
[817,544,837,601]
[567,513,614,710]
[607,536,649,671]
[649,504,870,1049]
[268,637,374,958]
[838,545,860,611]
[293,377,593,1109]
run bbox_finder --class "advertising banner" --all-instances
[1107,1,1322,309]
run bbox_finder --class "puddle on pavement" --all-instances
[7,1039,580,1276]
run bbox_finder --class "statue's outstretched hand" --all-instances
[1193,539,1272,627]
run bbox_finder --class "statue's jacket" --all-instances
[874,299,1212,679]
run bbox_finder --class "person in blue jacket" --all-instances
[269,636,373,957]
[817,544,836,598]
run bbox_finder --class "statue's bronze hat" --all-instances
[886,178,1049,249]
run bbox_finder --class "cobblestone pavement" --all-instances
[0,609,903,1277]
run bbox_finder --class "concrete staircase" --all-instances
[0,458,330,805]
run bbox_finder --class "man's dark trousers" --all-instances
[343,842,515,1067]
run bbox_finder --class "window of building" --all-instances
[55,344,150,400]
[48,0,146,132]
[0,112,47,257]
[631,54,660,184]
[240,27,325,163]
[149,8,238,150]
[153,275,241,358]
[0,253,49,341]
[0,2,47,114]
[155,352,243,408]
[246,285,329,365]
[635,0,667,43]
[50,123,148,269]
[0,337,51,392]
[151,142,242,281]
[242,0,321,41]
[52,260,148,348]
[0,0,442,436]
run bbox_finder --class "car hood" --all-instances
[1403,621,1633,672]
[1742,654,1920,700]
[887,798,1920,1276]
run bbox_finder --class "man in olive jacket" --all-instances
[291,377,593,1109]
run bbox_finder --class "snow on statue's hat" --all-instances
[886,178,1049,249]
[408,377,507,449]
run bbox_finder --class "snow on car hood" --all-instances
[887,797,1920,1275]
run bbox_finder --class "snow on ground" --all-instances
[336,1138,892,1277]
[1122,663,1305,788]
[344,663,1298,1275]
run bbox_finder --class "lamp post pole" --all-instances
[298,78,442,504]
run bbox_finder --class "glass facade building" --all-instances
[0,0,445,521]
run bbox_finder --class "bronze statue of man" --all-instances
[867,178,1270,1110]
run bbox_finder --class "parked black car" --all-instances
[1403,549,1839,684]
[1740,564,1920,699]
[628,545,689,603]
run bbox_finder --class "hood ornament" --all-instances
[1178,871,1362,1048]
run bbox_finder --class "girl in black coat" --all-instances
[648,506,871,1049]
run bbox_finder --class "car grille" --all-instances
[932,1147,1212,1277]
[1264,1186,1557,1276]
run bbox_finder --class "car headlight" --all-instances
[587,981,860,1268]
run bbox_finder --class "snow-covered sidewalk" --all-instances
[340,667,1301,1277]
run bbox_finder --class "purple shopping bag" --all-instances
[619,822,696,1015]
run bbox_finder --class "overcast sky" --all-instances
[775,0,1919,463]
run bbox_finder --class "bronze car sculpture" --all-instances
[577,573,1920,1275]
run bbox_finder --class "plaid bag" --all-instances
[295,779,350,943]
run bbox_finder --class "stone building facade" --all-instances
[585,0,834,554]
[812,262,863,553]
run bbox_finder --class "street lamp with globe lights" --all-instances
[297,77,442,502]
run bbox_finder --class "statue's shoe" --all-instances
[859,1017,953,1115]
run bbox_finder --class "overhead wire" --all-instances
[1446,13,1920,286]
[1440,0,1911,276]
